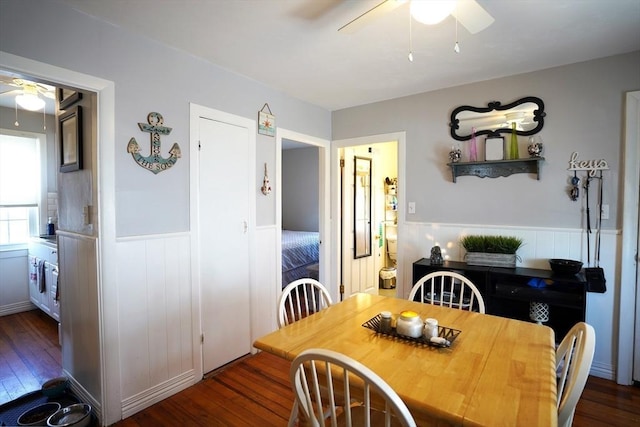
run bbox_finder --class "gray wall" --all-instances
[0,0,331,237]
[333,51,640,230]
[282,146,319,231]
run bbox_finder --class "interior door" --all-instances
[198,116,251,373]
[342,147,378,296]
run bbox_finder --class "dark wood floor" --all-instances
[0,309,62,405]
[1,310,638,426]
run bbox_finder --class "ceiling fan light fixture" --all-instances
[16,93,45,111]
[410,0,457,25]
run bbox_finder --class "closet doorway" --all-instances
[194,107,253,374]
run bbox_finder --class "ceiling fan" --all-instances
[0,78,55,111]
[338,0,494,35]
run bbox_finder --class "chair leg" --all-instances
[287,400,299,427]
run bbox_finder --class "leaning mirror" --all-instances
[354,156,372,259]
[450,96,546,141]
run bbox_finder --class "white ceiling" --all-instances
[4,0,640,112]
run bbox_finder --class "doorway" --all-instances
[276,129,331,299]
[0,68,93,399]
[331,132,404,299]
[193,107,253,374]
[0,54,115,421]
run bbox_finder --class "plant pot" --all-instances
[465,252,516,268]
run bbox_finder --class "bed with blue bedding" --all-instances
[282,230,319,287]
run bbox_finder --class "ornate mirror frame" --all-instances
[449,96,546,141]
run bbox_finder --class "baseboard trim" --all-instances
[590,361,615,380]
[64,369,102,424]
[0,302,35,316]
[121,370,196,419]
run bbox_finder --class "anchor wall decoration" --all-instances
[127,112,181,174]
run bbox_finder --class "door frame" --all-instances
[189,104,256,380]
[618,90,640,384]
[331,132,406,299]
[276,128,331,295]
[0,51,118,423]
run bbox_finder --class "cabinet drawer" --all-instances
[29,243,58,264]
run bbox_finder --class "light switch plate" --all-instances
[408,202,416,214]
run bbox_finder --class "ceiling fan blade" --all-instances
[0,88,21,96]
[338,0,405,34]
[0,78,21,88]
[452,0,494,34]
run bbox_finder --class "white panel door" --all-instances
[198,117,251,373]
[342,147,378,297]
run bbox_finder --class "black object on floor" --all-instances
[0,389,80,426]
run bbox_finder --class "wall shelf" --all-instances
[447,157,544,183]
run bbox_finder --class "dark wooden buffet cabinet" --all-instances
[412,259,587,341]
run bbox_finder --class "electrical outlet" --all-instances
[408,202,416,214]
[601,204,609,220]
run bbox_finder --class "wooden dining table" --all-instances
[254,293,558,426]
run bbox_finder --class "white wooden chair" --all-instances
[278,278,333,423]
[289,348,417,427]
[278,278,333,329]
[556,322,595,427]
[408,271,486,313]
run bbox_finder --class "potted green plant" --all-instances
[460,235,524,267]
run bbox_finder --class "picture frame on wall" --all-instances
[59,105,83,173]
[485,137,505,161]
[58,87,82,110]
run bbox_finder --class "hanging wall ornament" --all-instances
[261,163,272,195]
[127,112,181,174]
[258,103,275,137]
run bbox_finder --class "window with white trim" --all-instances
[0,132,41,244]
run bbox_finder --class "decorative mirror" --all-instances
[449,96,546,141]
[354,156,372,259]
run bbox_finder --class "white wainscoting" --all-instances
[399,222,620,380]
[252,225,279,344]
[116,233,194,414]
[57,232,102,414]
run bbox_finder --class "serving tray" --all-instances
[362,314,461,348]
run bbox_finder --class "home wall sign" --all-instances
[258,103,275,137]
[127,112,181,174]
[567,151,608,201]
[567,151,608,177]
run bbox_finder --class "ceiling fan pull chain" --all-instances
[408,6,414,62]
[454,17,460,53]
[14,98,19,127]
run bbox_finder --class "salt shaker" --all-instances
[424,318,439,339]
[379,311,392,333]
